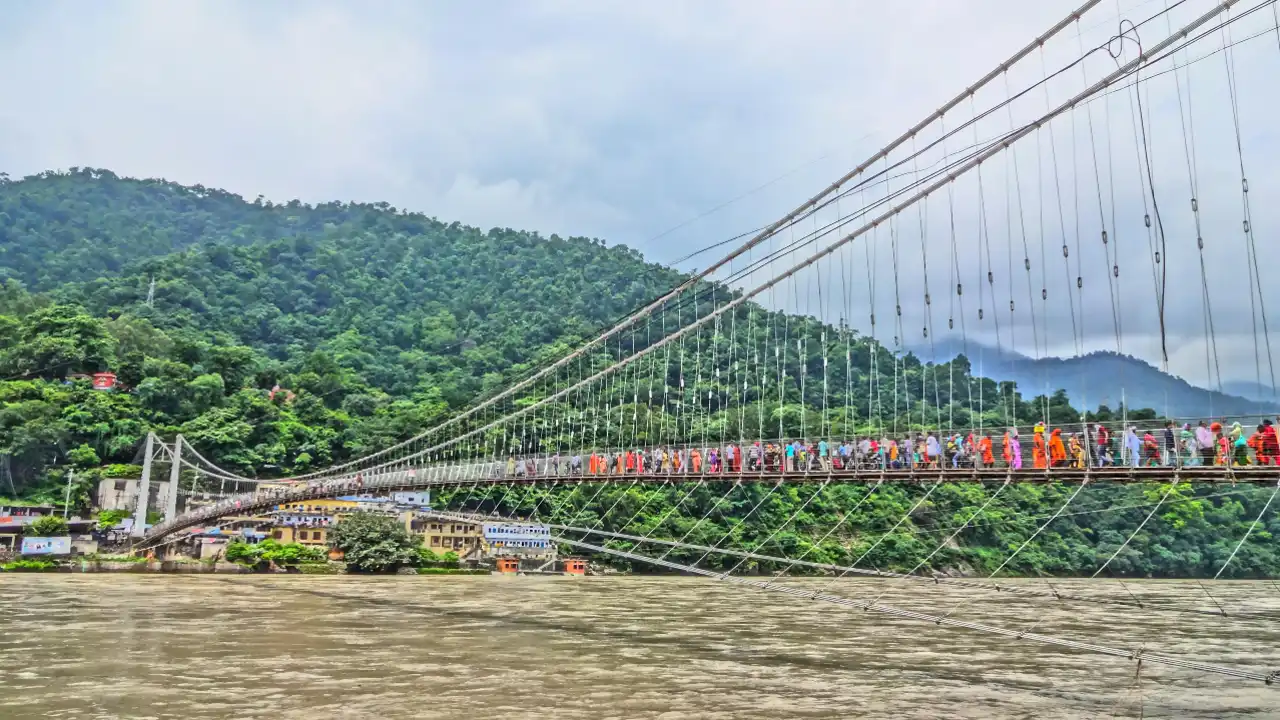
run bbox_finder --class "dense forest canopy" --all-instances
[0,168,1274,577]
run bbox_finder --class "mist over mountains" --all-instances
[908,339,1278,419]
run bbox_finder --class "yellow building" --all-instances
[411,517,482,557]
[271,524,331,546]
[269,498,361,546]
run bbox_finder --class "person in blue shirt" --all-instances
[817,439,829,470]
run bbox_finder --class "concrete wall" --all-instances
[97,477,171,513]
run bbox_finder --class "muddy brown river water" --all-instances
[1,575,1277,719]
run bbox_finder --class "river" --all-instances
[1,575,1277,719]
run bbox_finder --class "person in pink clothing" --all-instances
[1007,428,1023,469]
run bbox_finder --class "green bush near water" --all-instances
[2,559,59,571]
[224,539,327,570]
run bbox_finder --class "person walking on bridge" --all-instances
[1261,419,1280,465]
[926,433,942,469]
[1178,424,1195,466]
[1125,427,1142,468]
[978,434,994,468]
[1007,429,1023,469]
[1069,434,1085,468]
[1049,428,1067,468]
[1032,423,1048,469]
[1195,421,1214,466]
[1094,423,1111,467]
[1163,421,1177,467]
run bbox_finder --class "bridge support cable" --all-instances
[215,2,1109,486]
[1212,479,1280,582]
[867,479,1013,607]
[490,510,1273,623]
[1219,8,1278,403]
[714,480,835,578]
[941,480,1094,621]
[1088,481,1182,609]
[552,535,1278,685]
[383,3,1244,469]
[814,481,947,597]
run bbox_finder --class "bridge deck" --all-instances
[139,465,1279,547]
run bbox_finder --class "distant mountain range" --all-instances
[1220,380,1280,404]
[908,340,1279,419]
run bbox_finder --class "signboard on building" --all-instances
[21,536,72,556]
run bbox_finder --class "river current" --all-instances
[1,575,1277,719]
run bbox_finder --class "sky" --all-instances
[1,0,1277,389]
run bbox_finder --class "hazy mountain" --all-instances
[1221,380,1280,405]
[909,339,1277,419]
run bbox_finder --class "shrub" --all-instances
[95,509,130,530]
[27,514,68,537]
[2,559,58,571]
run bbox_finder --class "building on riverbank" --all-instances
[0,504,96,554]
[481,522,554,562]
[411,517,482,558]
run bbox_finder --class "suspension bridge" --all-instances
[125,0,1280,690]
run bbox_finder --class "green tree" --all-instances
[328,512,419,572]
[68,443,101,468]
[224,539,260,566]
[1,304,115,378]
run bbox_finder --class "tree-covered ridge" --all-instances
[0,169,1273,578]
[0,169,686,488]
[0,167,419,290]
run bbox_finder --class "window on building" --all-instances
[299,530,310,541]
[431,536,441,547]
[272,530,283,540]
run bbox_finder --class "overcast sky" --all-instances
[1,0,1277,389]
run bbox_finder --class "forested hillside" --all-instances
[1,168,1274,577]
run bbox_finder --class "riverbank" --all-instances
[0,558,492,575]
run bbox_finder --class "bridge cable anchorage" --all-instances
[554,535,1276,684]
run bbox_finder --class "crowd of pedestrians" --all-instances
[500,417,1280,477]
